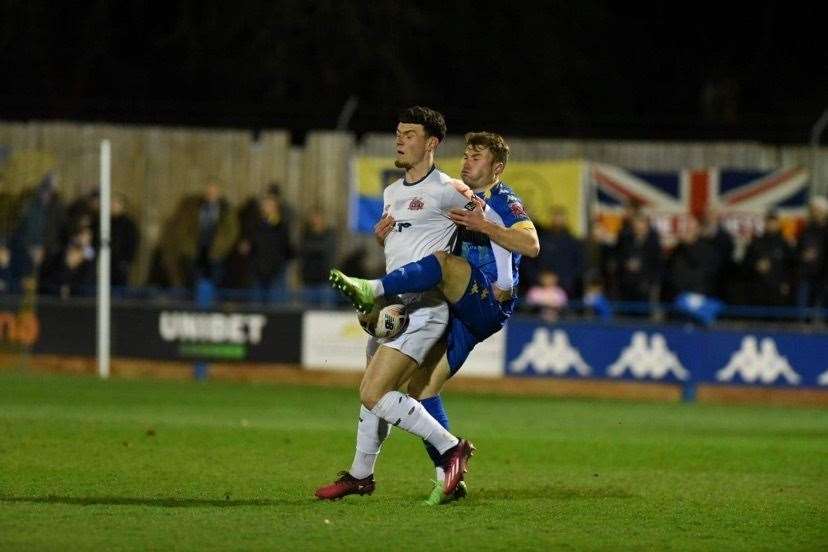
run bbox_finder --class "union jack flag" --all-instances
[590,163,810,243]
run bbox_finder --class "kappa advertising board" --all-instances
[505,317,828,388]
[7,300,302,363]
[302,311,504,378]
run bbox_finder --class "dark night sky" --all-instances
[1,1,825,143]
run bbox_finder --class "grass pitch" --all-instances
[0,371,825,551]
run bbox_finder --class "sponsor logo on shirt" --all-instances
[408,197,424,210]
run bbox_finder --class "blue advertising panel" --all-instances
[505,317,828,388]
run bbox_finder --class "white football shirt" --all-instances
[382,165,473,273]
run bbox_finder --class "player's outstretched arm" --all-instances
[449,204,540,258]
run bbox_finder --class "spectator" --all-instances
[62,190,96,248]
[666,216,719,299]
[529,206,584,297]
[796,195,828,310]
[743,211,794,306]
[12,173,64,278]
[613,212,662,304]
[263,182,296,233]
[699,210,736,301]
[585,212,617,299]
[250,188,294,303]
[583,270,612,321]
[160,180,238,288]
[615,198,647,245]
[300,208,336,306]
[0,190,21,293]
[100,194,139,287]
[0,240,11,293]
[525,269,568,322]
[222,196,260,290]
[40,226,96,298]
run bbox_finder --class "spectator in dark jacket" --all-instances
[667,216,719,299]
[796,195,828,310]
[528,206,584,298]
[743,211,794,306]
[699,210,736,300]
[13,173,64,278]
[104,195,139,287]
[158,180,239,288]
[614,212,662,303]
[300,208,336,305]
[250,189,294,303]
[40,225,96,298]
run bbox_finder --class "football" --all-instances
[357,296,409,339]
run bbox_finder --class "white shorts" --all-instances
[366,293,448,365]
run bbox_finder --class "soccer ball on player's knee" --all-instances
[358,296,409,339]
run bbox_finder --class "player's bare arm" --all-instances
[449,205,540,257]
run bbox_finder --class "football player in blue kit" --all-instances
[330,131,539,504]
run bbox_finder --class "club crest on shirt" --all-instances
[509,201,526,217]
[408,197,425,210]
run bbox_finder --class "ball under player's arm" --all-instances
[449,206,540,258]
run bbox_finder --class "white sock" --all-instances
[369,279,384,298]
[435,466,445,482]
[349,405,390,479]
[370,391,458,455]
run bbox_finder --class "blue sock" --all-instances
[381,254,442,296]
[420,395,449,468]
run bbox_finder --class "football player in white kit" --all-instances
[315,107,476,500]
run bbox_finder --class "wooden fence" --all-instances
[1,120,826,285]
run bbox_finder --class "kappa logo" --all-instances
[509,328,591,376]
[607,332,689,381]
[716,336,800,385]
[408,197,424,210]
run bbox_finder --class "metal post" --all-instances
[810,108,828,196]
[97,140,111,379]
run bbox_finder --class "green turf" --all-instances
[0,371,826,551]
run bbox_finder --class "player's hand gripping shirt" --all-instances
[382,165,474,273]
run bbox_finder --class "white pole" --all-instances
[97,140,111,379]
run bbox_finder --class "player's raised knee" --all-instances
[359,388,382,410]
[432,250,449,267]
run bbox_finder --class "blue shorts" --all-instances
[445,266,514,375]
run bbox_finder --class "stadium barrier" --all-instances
[505,317,828,396]
[299,311,828,394]
[3,298,827,396]
[0,297,302,364]
[301,310,505,378]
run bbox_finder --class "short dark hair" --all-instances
[464,131,510,166]
[398,106,447,142]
